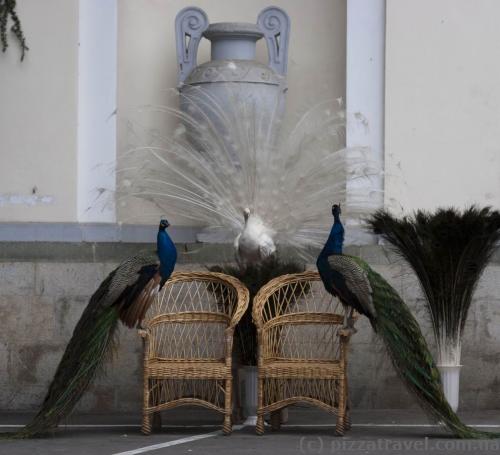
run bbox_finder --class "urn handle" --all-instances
[175,7,209,86]
[257,7,290,77]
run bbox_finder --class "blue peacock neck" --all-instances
[319,213,344,258]
[157,229,177,278]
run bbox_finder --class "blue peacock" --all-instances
[317,204,499,439]
[5,219,177,439]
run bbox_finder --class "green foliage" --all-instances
[367,207,500,356]
[1,0,28,61]
[210,256,305,365]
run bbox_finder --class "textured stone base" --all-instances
[1,243,499,412]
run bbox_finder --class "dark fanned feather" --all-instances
[366,207,500,358]
[2,251,159,439]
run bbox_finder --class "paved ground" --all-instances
[1,408,500,455]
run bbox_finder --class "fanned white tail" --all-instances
[118,84,381,262]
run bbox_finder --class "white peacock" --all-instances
[118,85,381,264]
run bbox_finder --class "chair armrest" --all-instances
[138,328,151,360]
[338,328,356,339]
[219,275,249,329]
[337,327,356,364]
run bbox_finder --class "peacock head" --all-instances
[332,204,341,218]
[243,207,251,223]
[159,219,170,230]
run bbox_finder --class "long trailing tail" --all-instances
[1,276,120,439]
[356,257,499,439]
[0,249,162,439]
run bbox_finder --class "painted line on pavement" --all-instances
[111,431,220,455]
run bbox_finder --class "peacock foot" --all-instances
[339,326,357,338]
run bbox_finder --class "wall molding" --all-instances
[0,223,200,243]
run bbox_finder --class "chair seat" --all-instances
[259,360,343,379]
[146,359,231,379]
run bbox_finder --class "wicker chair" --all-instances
[252,271,353,436]
[139,271,249,435]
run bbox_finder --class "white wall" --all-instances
[0,0,346,226]
[385,0,500,213]
[117,0,347,224]
[2,0,500,226]
[0,0,79,222]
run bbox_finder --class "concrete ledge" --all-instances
[0,223,201,243]
[0,243,385,264]
[0,240,498,264]
[0,242,236,263]
[1,256,499,412]
[1,223,498,263]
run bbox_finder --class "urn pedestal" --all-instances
[238,365,258,425]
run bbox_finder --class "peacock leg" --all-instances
[340,307,357,337]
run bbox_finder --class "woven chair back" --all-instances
[143,272,239,362]
[254,271,345,362]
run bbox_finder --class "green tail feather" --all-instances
[350,256,499,439]
[1,304,119,439]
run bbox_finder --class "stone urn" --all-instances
[175,6,290,154]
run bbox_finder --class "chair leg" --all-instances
[223,378,233,435]
[256,414,265,435]
[270,410,281,431]
[344,375,352,431]
[334,377,346,437]
[335,415,345,436]
[344,412,351,431]
[142,374,151,435]
[256,377,265,435]
[142,412,152,435]
[223,415,232,435]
